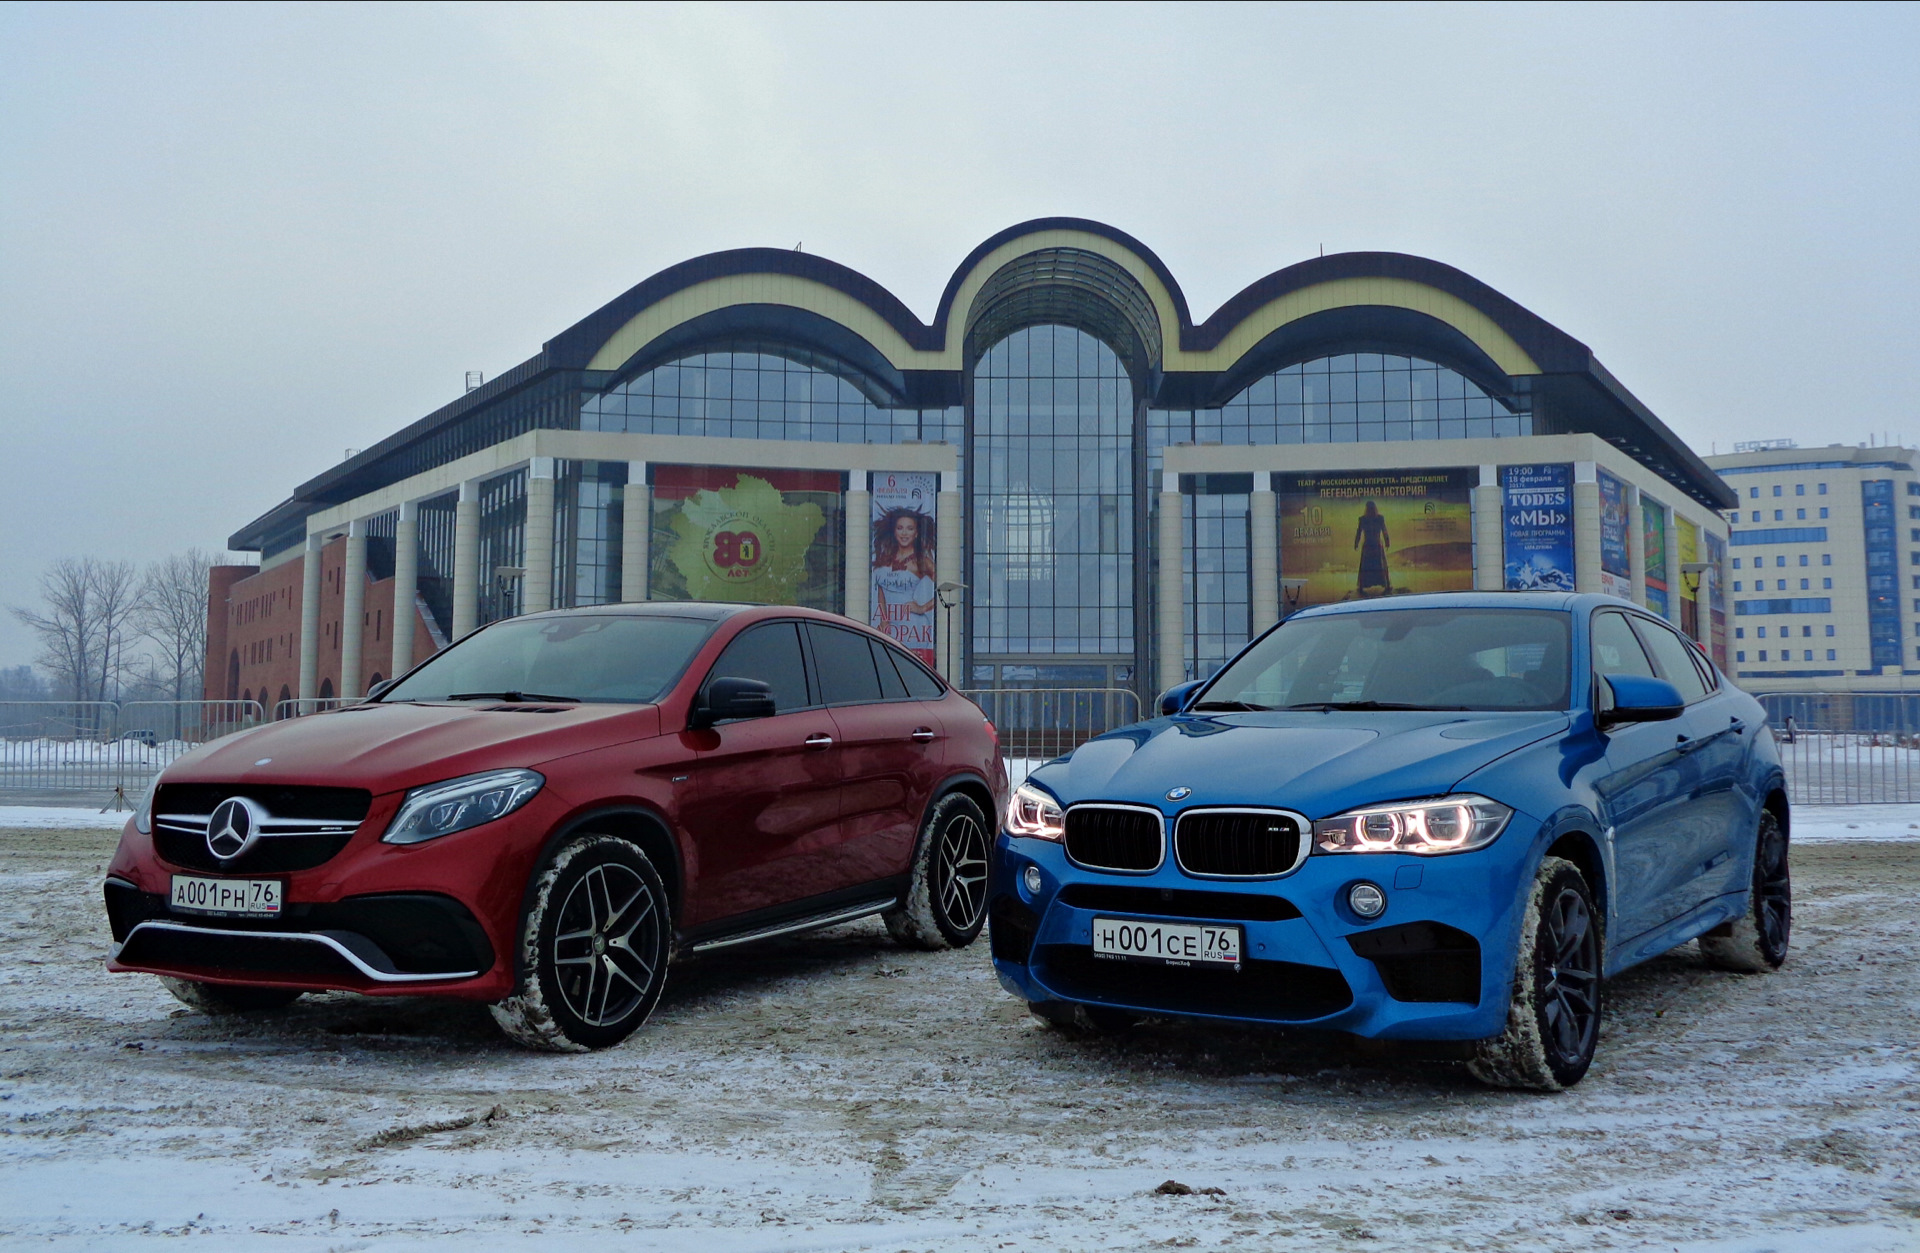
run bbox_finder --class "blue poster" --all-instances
[1503,464,1575,591]
[1597,469,1632,599]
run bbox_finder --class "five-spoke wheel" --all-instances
[886,792,991,950]
[1470,856,1602,1090]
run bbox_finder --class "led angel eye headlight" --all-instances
[1313,794,1511,856]
[1006,785,1066,841]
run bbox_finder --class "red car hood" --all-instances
[160,702,662,796]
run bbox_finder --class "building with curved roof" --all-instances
[208,218,1734,713]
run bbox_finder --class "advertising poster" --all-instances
[1704,530,1728,667]
[650,466,841,610]
[870,471,938,664]
[1278,469,1474,608]
[1676,515,1701,641]
[1502,464,1575,591]
[1597,469,1633,600]
[1643,495,1670,620]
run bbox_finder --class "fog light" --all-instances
[1348,882,1387,919]
[1023,865,1044,894]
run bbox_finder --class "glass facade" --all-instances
[1183,477,1252,678]
[971,325,1135,659]
[476,469,527,627]
[552,460,627,609]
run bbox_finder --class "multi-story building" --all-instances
[1707,440,1920,712]
[204,218,1735,715]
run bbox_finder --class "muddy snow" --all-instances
[3,822,1918,1251]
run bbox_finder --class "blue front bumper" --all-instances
[990,826,1537,1040]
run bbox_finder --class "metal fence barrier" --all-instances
[959,687,1143,791]
[0,699,263,806]
[1772,730,1920,805]
[273,698,355,721]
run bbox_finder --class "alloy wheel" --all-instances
[936,812,989,933]
[1756,818,1792,960]
[551,862,662,1027]
[1540,885,1600,1070]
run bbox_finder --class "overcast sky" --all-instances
[3,2,1917,667]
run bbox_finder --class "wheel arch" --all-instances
[533,804,686,926]
[1762,784,1790,840]
[1541,818,1609,932]
[926,770,998,831]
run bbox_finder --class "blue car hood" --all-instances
[1028,710,1569,819]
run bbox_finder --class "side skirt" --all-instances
[680,877,908,955]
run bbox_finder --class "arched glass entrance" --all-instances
[970,324,1136,688]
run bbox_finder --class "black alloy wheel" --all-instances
[551,860,664,1029]
[1702,808,1791,972]
[885,792,992,950]
[934,805,990,936]
[1469,856,1603,1090]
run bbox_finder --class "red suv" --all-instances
[103,603,1004,1051]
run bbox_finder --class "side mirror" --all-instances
[366,678,397,701]
[1596,674,1684,729]
[1158,679,1205,717]
[693,676,776,728]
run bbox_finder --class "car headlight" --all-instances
[1313,794,1511,856]
[383,769,544,845]
[133,780,156,835]
[1006,785,1065,840]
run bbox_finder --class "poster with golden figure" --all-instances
[1278,469,1475,608]
[870,471,938,664]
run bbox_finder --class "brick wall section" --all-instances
[202,542,441,711]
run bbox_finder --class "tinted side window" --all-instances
[809,624,883,705]
[883,646,945,700]
[870,640,909,699]
[709,622,810,713]
[1630,617,1710,703]
[1592,612,1658,681]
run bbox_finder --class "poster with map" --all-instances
[650,466,841,610]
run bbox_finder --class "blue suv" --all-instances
[989,593,1790,1090]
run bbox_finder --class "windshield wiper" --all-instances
[446,691,581,703]
[1284,700,1461,712]
[1189,700,1275,712]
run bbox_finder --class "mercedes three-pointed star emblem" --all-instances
[206,796,267,861]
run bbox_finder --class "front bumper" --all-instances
[990,824,1536,1041]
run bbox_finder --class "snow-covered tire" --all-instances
[159,977,301,1013]
[1701,808,1790,973]
[884,791,990,951]
[488,834,671,1053]
[1469,856,1602,1091]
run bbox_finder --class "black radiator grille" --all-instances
[1175,809,1304,877]
[152,784,372,873]
[1063,806,1162,872]
[1038,945,1353,1021]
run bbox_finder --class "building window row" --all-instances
[1748,483,1828,498]
[1737,650,1839,662]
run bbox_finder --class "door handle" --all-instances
[804,733,834,750]
[1675,734,1698,753]
[1729,718,1747,735]
[910,727,936,743]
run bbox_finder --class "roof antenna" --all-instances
[794,241,803,251]
[1320,243,1325,257]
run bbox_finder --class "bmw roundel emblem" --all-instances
[1166,786,1192,801]
[206,796,266,861]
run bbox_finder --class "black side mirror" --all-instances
[1158,679,1205,716]
[693,676,776,728]
[1596,673,1684,730]
[366,678,397,701]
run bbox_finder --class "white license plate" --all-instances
[170,874,283,916]
[1091,917,1241,968]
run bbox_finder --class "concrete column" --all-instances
[339,519,367,700]
[936,474,963,678]
[1249,473,1280,632]
[391,501,418,678]
[1473,464,1504,591]
[524,458,556,615]
[1574,461,1603,594]
[621,461,650,603]
[452,480,480,639]
[297,534,323,701]
[1629,485,1648,607]
[1157,475,1186,693]
[844,472,870,623]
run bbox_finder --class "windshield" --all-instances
[1194,607,1571,713]
[378,615,716,705]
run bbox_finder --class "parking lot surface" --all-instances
[3,823,1918,1251]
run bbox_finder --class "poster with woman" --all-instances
[870,472,938,664]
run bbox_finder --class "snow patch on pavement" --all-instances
[0,805,133,830]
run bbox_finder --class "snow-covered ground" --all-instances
[3,821,1919,1250]
[0,805,134,829]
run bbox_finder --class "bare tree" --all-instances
[10,557,146,712]
[138,548,215,705]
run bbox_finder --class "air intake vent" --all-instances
[1063,805,1163,873]
[1174,808,1306,878]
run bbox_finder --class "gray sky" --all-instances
[3,1,1917,667]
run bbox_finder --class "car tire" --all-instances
[1468,855,1603,1091]
[159,976,302,1013]
[1700,808,1790,973]
[489,834,671,1053]
[884,791,991,951]
[1029,1000,1139,1036]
